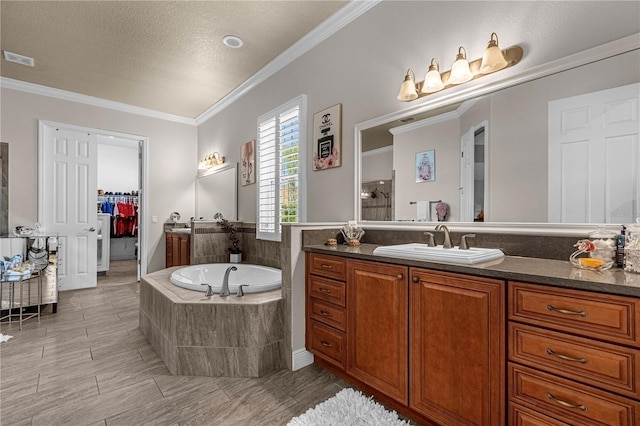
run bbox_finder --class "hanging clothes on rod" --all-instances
[97,193,138,237]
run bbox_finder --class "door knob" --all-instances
[85,227,96,232]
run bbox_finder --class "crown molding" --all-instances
[1,77,197,126]
[194,0,380,125]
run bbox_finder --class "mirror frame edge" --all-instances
[355,33,640,235]
[196,162,238,221]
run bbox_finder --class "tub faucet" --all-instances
[434,224,453,249]
[220,266,237,297]
[201,283,214,297]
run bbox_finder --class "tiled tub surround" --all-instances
[139,267,285,377]
[189,221,281,268]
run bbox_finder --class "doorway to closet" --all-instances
[38,121,147,291]
[96,135,141,286]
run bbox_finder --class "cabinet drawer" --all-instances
[309,298,346,331]
[510,363,640,426]
[309,276,346,307]
[308,253,347,281]
[509,403,572,426]
[510,323,640,399]
[309,321,345,367]
[509,282,640,347]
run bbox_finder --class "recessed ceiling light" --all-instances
[222,35,244,49]
[3,50,35,67]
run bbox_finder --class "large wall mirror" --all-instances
[356,38,639,227]
[1,142,7,236]
[196,163,237,221]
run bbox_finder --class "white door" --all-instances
[459,127,475,222]
[39,122,98,290]
[549,83,639,223]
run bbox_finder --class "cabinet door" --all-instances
[347,260,408,404]
[410,268,505,425]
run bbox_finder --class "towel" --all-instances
[416,201,429,221]
[0,334,13,343]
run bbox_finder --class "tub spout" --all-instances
[220,266,237,297]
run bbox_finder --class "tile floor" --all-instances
[0,260,350,425]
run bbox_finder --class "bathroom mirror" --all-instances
[1,142,7,236]
[196,163,237,221]
[357,40,639,225]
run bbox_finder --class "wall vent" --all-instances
[3,51,35,67]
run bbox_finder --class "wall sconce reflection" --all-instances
[198,152,226,169]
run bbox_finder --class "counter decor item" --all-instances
[216,216,242,262]
[623,218,640,273]
[569,239,613,271]
[587,225,617,263]
[341,223,364,246]
[13,226,34,237]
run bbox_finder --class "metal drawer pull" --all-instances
[320,340,333,348]
[320,310,333,317]
[319,288,332,294]
[546,304,587,317]
[320,264,333,269]
[546,348,587,364]
[545,392,587,411]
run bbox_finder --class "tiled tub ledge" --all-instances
[139,267,285,378]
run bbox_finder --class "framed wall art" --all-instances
[312,103,342,171]
[240,139,255,186]
[415,149,435,183]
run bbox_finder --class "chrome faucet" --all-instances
[220,266,237,297]
[434,224,453,249]
[423,232,435,247]
[201,283,214,297]
[459,234,476,250]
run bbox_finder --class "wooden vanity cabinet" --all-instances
[306,253,348,368]
[305,252,506,425]
[508,282,640,426]
[165,232,190,267]
[410,268,505,425]
[347,260,408,404]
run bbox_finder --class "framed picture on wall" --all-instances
[312,103,342,171]
[415,149,435,182]
[241,139,255,186]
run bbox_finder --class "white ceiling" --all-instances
[0,1,350,119]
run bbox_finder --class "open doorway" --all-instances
[96,135,141,287]
[38,121,147,291]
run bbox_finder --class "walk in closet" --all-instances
[96,136,139,274]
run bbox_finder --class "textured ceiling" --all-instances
[0,1,347,118]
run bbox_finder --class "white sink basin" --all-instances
[373,243,505,265]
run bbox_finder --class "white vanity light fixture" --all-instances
[479,32,508,74]
[198,152,226,170]
[396,69,419,101]
[397,32,523,102]
[448,46,473,85]
[420,58,445,93]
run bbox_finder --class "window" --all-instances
[257,95,306,241]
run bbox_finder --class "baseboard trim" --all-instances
[292,349,314,371]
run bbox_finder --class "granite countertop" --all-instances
[303,243,640,298]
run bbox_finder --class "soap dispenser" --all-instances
[624,220,640,273]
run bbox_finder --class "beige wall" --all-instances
[0,88,198,273]
[197,1,640,224]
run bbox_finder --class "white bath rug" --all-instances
[0,334,13,343]
[288,388,410,426]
